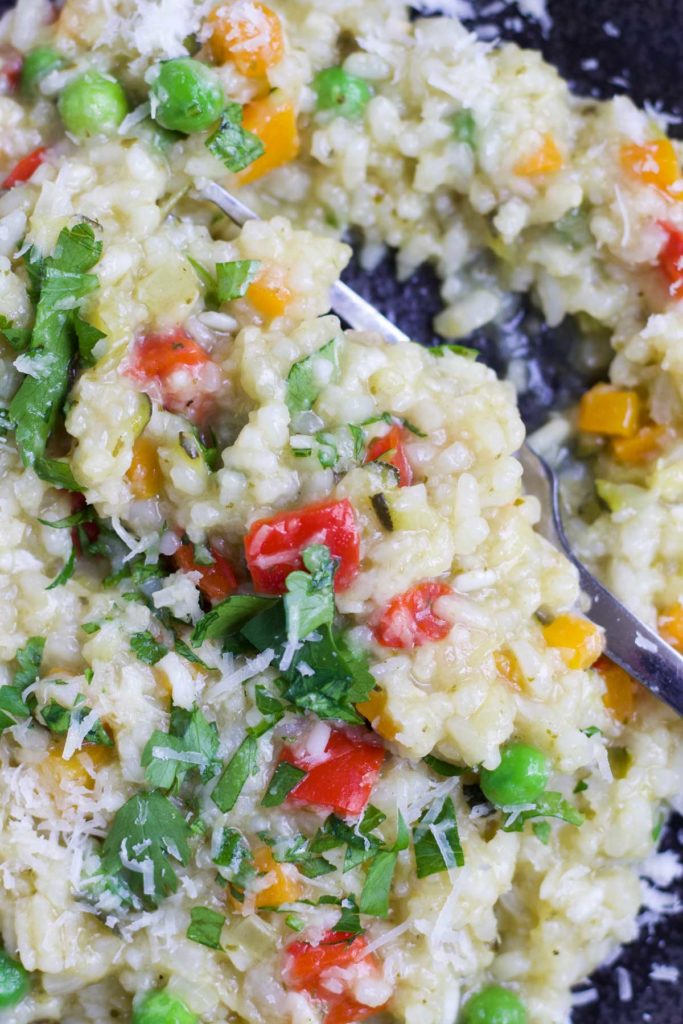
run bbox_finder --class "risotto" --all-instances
[0,2,681,1023]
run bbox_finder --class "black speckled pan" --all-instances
[1,0,681,1021]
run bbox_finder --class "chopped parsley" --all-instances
[130,631,169,666]
[412,795,464,878]
[501,792,584,833]
[423,755,464,778]
[205,102,264,173]
[283,544,336,643]
[100,791,191,909]
[261,762,307,807]
[212,733,258,813]
[429,343,478,360]
[40,699,112,746]
[186,906,225,950]
[45,546,76,590]
[213,827,256,890]
[359,813,409,918]
[142,705,220,792]
[452,108,476,147]
[286,338,340,416]
[9,222,104,491]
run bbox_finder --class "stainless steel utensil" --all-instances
[195,178,683,717]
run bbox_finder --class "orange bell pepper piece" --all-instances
[253,847,301,908]
[356,688,398,741]
[543,614,603,670]
[126,435,162,499]
[595,656,637,723]
[247,268,292,318]
[238,94,299,184]
[578,384,641,438]
[620,139,681,193]
[514,133,564,176]
[659,602,683,652]
[611,423,671,464]
[207,1,284,78]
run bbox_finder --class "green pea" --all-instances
[132,989,198,1024]
[0,949,29,1008]
[58,71,129,138]
[21,46,65,96]
[479,742,550,807]
[312,66,373,120]
[460,985,527,1024]
[150,58,225,134]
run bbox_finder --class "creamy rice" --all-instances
[0,2,682,1023]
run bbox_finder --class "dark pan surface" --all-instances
[1,0,681,1021]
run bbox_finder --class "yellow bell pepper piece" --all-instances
[494,648,525,692]
[356,688,398,741]
[514,133,564,177]
[620,139,681,192]
[41,742,114,795]
[253,847,301,908]
[578,384,641,438]
[238,95,299,185]
[126,435,162,499]
[659,602,683,652]
[247,269,292,319]
[594,656,637,723]
[543,613,603,670]
[611,423,670,464]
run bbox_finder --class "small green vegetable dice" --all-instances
[21,46,64,96]
[479,742,550,806]
[132,989,198,1024]
[0,949,29,1008]
[58,71,129,137]
[312,66,373,119]
[460,985,527,1024]
[150,58,225,134]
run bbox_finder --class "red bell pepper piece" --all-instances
[173,539,238,603]
[374,581,454,649]
[280,728,384,816]
[658,222,683,299]
[0,46,22,95]
[244,498,360,594]
[284,931,387,1024]
[125,328,219,422]
[2,146,48,190]
[364,424,413,486]
[69,493,100,556]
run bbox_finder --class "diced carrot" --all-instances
[514,133,564,177]
[494,649,525,692]
[207,1,284,78]
[578,384,641,438]
[356,688,398,741]
[611,423,671,464]
[595,656,637,723]
[126,435,162,500]
[543,613,603,670]
[247,268,292,318]
[658,602,683,652]
[238,94,299,184]
[620,139,680,192]
[253,847,301,908]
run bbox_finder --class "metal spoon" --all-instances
[195,179,683,716]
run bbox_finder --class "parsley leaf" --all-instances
[0,686,31,732]
[284,544,336,643]
[15,637,45,690]
[268,834,336,879]
[142,705,220,792]
[73,314,105,367]
[423,755,464,778]
[130,631,169,666]
[187,906,225,950]
[413,795,464,878]
[216,260,261,302]
[213,827,256,889]
[9,223,103,491]
[0,315,31,352]
[205,103,264,173]
[532,821,551,845]
[46,545,76,590]
[191,594,276,648]
[212,733,258,812]
[286,338,340,416]
[359,813,409,918]
[429,343,478,360]
[501,792,584,833]
[40,699,112,745]
[261,762,307,807]
[100,791,191,908]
